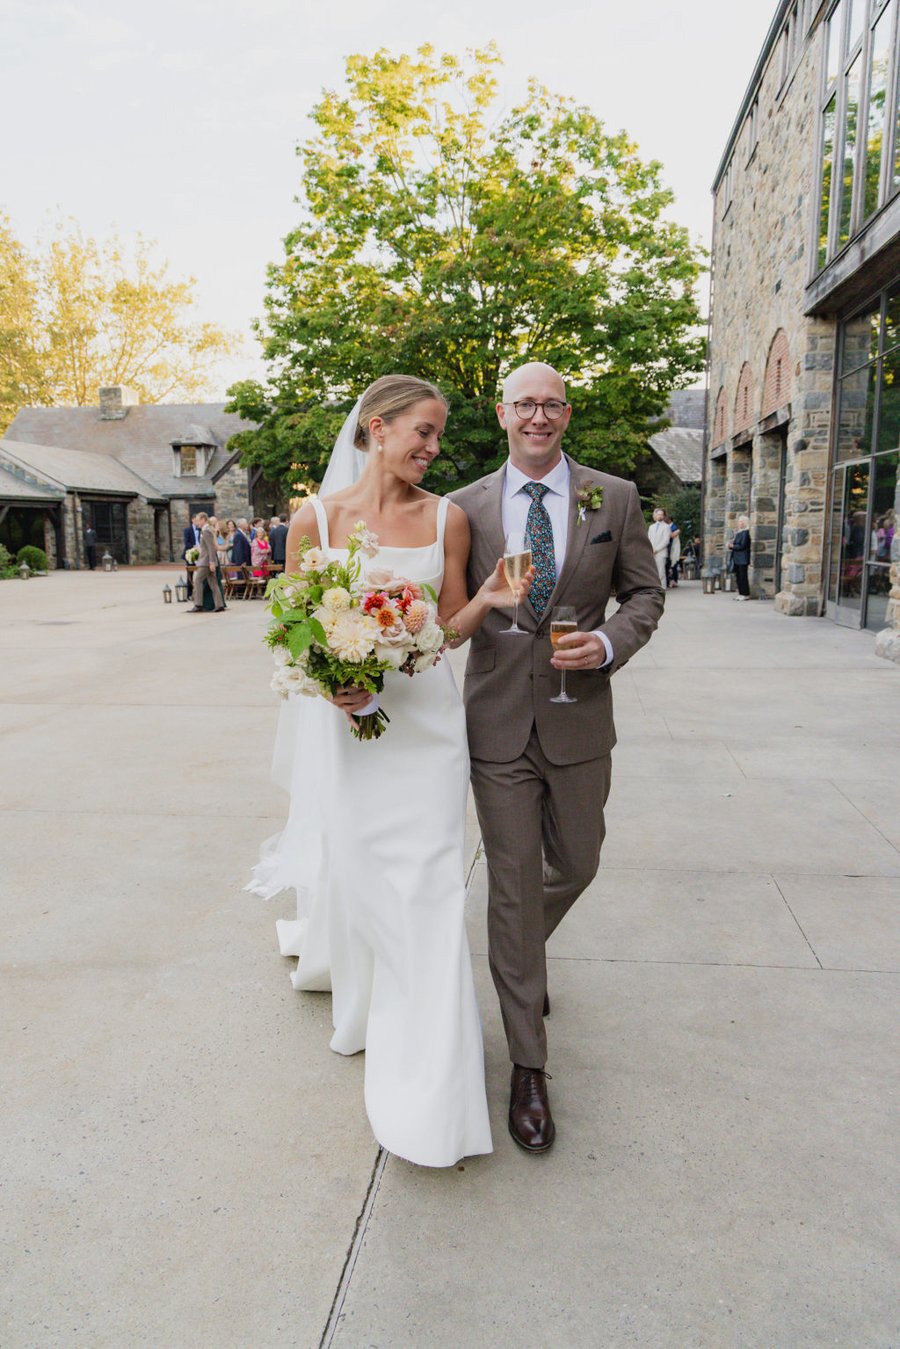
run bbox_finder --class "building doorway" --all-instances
[827,452,899,629]
[773,428,787,596]
[83,499,129,565]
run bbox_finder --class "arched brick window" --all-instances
[734,363,755,434]
[712,386,727,446]
[762,329,791,416]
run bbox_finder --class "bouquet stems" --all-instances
[351,708,391,741]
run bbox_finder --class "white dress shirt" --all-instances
[501,458,613,668]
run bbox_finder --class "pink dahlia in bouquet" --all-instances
[263,520,453,740]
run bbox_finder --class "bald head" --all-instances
[502,362,567,402]
[497,360,572,477]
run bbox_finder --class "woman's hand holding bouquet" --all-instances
[263,520,454,740]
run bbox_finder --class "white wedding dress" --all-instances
[248,495,492,1167]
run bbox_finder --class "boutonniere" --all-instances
[576,484,604,525]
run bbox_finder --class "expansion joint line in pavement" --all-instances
[318,836,484,1346]
[320,1145,388,1348]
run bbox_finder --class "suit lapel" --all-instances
[478,465,507,566]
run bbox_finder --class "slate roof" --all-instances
[665,389,706,430]
[647,427,704,484]
[3,401,254,498]
[0,440,164,499]
[0,459,65,503]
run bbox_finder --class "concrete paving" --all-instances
[1,572,897,1348]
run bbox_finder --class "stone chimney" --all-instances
[98,386,138,420]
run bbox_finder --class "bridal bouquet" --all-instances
[263,520,450,740]
[185,545,200,564]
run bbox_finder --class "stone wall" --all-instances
[127,500,158,564]
[705,18,833,616]
[214,462,253,524]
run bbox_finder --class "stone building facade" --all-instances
[0,388,280,567]
[705,0,900,662]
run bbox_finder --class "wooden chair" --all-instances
[222,564,249,600]
[245,567,268,599]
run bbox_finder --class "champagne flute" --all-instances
[549,605,578,703]
[502,530,531,634]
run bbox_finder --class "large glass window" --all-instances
[894,25,900,193]
[865,7,893,216]
[839,55,863,244]
[878,342,900,448]
[865,450,899,629]
[838,461,870,614]
[827,1,845,86]
[841,299,881,370]
[817,0,900,268]
[837,361,878,458]
[883,282,900,348]
[819,95,838,267]
[829,292,900,631]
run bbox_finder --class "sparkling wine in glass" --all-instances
[502,531,531,634]
[549,605,578,703]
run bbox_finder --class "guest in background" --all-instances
[250,517,264,541]
[250,526,271,578]
[648,507,670,587]
[666,513,681,588]
[269,514,288,568]
[728,515,752,601]
[231,519,252,566]
[221,519,238,562]
[187,512,225,613]
[84,524,98,571]
[182,513,202,562]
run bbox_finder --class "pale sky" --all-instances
[1,0,779,397]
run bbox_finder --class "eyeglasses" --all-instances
[503,399,568,421]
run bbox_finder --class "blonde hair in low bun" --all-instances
[353,375,447,449]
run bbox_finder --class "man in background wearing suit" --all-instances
[187,513,225,613]
[182,514,201,562]
[269,515,288,567]
[84,525,98,570]
[231,519,252,566]
[450,362,664,1154]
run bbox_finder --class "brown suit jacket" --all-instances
[449,455,664,766]
[197,525,219,569]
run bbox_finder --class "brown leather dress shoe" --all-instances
[508,1065,556,1152]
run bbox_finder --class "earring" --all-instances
[377,441,384,454]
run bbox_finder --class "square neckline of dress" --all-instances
[312,495,447,553]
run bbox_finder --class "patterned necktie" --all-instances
[523,481,556,617]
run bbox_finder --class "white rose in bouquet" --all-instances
[364,565,395,589]
[374,642,406,668]
[416,621,444,654]
[299,547,328,573]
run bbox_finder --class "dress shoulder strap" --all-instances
[310,496,330,550]
[435,495,450,552]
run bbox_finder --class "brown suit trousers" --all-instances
[450,457,663,1066]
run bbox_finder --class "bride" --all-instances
[248,374,527,1168]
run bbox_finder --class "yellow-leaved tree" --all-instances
[0,213,238,433]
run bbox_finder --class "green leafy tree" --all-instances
[228,45,705,496]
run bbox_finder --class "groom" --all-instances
[449,362,664,1153]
